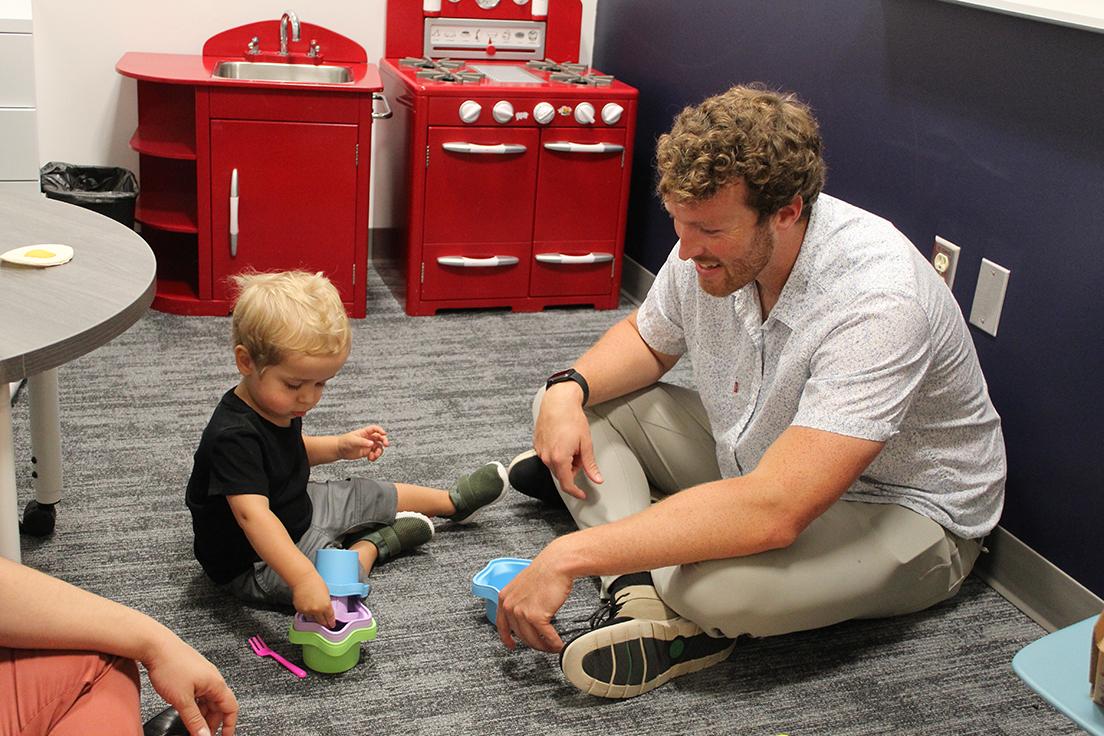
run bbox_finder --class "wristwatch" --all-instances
[545,368,590,406]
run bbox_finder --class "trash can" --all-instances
[39,162,139,229]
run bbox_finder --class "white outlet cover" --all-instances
[969,258,1010,337]
[932,236,961,288]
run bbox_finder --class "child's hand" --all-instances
[337,424,390,462]
[292,573,336,628]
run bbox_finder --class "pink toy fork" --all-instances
[248,635,307,679]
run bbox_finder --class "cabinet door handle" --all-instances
[436,255,520,267]
[535,252,614,264]
[371,92,393,119]
[542,142,624,154]
[229,168,239,257]
[442,142,527,155]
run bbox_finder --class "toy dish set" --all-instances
[288,548,378,673]
[472,557,531,624]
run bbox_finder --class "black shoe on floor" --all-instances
[507,449,565,507]
[558,575,736,698]
[143,707,189,736]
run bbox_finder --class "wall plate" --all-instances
[932,235,961,288]
[969,258,1010,336]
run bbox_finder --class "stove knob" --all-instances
[533,101,555,125]
[492,100,515,124]
[459,100,482,124]
[601,102,624,125]
[574,101,596,125]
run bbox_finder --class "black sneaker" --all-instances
[507,449,565,507]
[558,575,735,698]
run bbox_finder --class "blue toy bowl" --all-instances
[471,557,531,625]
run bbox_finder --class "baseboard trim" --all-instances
[973,525,1102,632]
[620,255,654,305]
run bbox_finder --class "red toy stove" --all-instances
[376,0,638,315]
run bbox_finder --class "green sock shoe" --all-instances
[448,462,508,522]
[360,511,434,563]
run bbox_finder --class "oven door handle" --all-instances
[371,92,393,119]
[442,142,527,155]
[543,142,625,154]
[535,252,614,265]
[437,255,520,267]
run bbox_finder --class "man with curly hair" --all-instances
[498,84,1006,699]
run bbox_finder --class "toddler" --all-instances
[186,271,506,626]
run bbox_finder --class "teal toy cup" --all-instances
[314,548,369,597]
[472,557,532,625]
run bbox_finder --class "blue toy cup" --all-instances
[472,558,532,625]
[314,548,370,597]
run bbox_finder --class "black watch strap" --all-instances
[545,368,590,407]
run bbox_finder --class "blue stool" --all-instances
[1013,616,1104,734]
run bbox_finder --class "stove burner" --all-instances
[526,59,589,75]
[400,56,465,70]
[404,57,485,84]
[549,70,614,87]
[416,68,486,84]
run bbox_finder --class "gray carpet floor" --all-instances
[10,269,1078,735]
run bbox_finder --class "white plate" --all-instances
[0,244,74,267]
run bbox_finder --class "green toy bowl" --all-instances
[288,618,378,674]
[300,642,362,674]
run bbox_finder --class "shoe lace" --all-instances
[558,591,630,640]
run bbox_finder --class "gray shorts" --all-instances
[223,477,397,608]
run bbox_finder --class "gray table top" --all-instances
[0,193,156,383]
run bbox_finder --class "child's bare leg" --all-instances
[397,463,508,522]
[349,539,380,576]
[395,483,455,517]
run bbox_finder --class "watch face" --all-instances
[476,0,501,8]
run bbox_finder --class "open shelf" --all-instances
[135,191,198,233]
[129,130,196,160]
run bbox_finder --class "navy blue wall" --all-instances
[594,0,1104,597]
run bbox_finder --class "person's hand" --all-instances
[533,386,602,499]
[291,572,336,628]
[495,549,574,653]
[143,634,238,736]
[336,424,389,462]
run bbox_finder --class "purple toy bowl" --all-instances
[291,596,376,644]
[472,557,531,625]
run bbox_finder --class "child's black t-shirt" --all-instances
[186,388,311,584]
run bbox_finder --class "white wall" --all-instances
[29,0,597,225]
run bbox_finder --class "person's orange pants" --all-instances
[0,648,142,736]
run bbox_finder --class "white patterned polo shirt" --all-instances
[636,193,1006,539]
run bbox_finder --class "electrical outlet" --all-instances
[931,236,961,288]
[968,258,1010,337]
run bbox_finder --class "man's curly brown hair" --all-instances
[655,84,826,219]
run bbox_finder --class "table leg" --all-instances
[0,381,20,561]
[28,369,62,505]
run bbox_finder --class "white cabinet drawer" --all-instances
[0,32,35,106]
[0,107,38,179]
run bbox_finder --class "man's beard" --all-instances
[696,221,774,297]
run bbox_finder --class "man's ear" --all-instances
[234,345,255,376]
[774,194,805,230]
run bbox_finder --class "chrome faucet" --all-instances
[279,11,300,55]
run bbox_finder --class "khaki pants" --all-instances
[533,383,982,639]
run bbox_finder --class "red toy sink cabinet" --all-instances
[117,20,384,317]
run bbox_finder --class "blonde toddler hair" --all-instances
[230,270,350,370]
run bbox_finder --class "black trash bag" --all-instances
[39,161,139,228]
